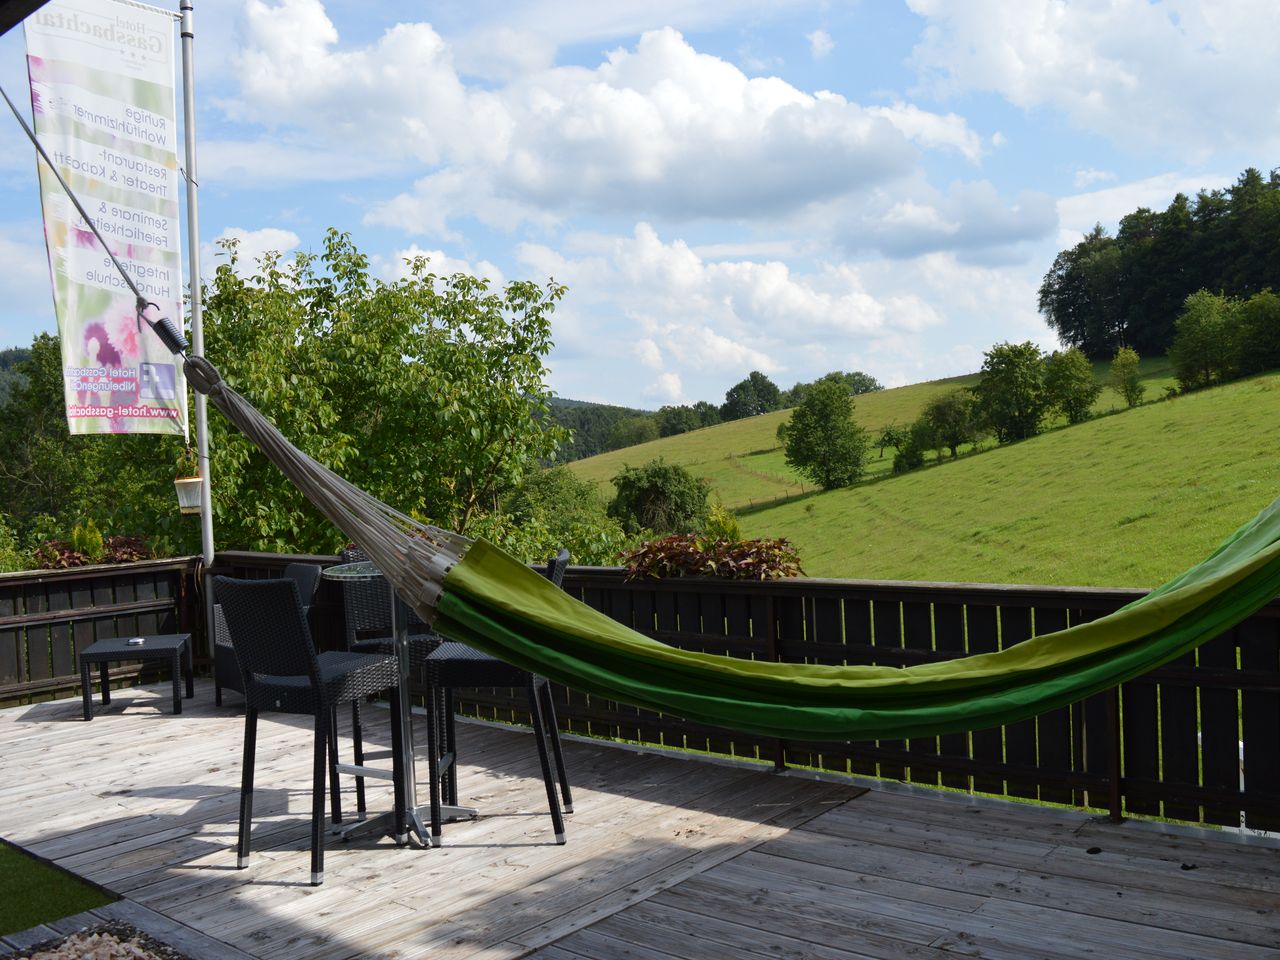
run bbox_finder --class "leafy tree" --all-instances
[500,466,630,566]
[1108,347,1145,408]
[783,370,883,406]
[607,459,710,535]
[203,230,567,550]
[921,389,978,458]
[781,379,869,490]
[1235,289,1280,375]
[1044,348,1102,424]
[656,404,701,437]
[1168,290,1238,391]
[605,415,659,451]
[0,333,184,553]
[875,424,907,458]
[892,419,937,474]
[973,341,1050,443]
[1038,167,1280,358]
[690,400,721,428]
[720,371,781,421]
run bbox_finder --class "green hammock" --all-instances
[181,354,1280,743]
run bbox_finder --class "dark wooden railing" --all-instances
[0,557,199,703]
[3,554,1276,832]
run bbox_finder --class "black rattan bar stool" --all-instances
[423,549,574,846]
[214,576,401,886]
[338,547,442,817]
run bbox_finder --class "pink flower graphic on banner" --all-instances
[108,311,141,361]
[72,225,99,248]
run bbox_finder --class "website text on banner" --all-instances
[25,0,186,437]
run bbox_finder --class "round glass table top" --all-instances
[320,560,383,581]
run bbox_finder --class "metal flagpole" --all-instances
[178,0,213,570]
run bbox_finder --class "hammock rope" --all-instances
[179,354,1280,743]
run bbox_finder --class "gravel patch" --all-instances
[1,922,192,960]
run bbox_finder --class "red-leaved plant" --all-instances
[621,534,803,581]
[32,535,150,569]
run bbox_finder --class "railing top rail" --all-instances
[0,556,200,585]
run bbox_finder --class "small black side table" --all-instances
[79,633,194,720]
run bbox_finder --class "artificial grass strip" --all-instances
[0,840,115,936]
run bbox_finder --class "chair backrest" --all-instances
[213,577,320,687]
[339,546,428,646]
[281,562,322,606]
[543,548,570,588]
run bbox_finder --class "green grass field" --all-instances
[568,358,1178,512]
[743,370,1280,587]
[0,840,114,936]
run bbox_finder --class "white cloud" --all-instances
[645,371,684,403]
[866,102,985,161]
[511,223,1015,405]
[908,0,1280,155]
[224,13,994,233]
[1073,168,1117,190]
[840,179,1057,259]
[806,29,834,60]
[634,338,663,369]
[379,246,507,288]
[201,227,301,274]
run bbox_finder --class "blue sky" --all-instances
[1,0,1275,408]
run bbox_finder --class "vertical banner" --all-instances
[25,0,187,437]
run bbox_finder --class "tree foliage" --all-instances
[548,398,652,462]
[1044,348,1102,424]
[782,379,869,490]
[720,370,782,421]
[1039,167,1280,357]
[607,458,710,535]
[203,230,568,551]
[783,370,883,406]
[1167,290,1239,391]
[920,390,978,458]
[973,341,1050,443]
[1108,347,1145,408]
[655,404,702,437]
[605,415,659,451]
[0,333,184,555]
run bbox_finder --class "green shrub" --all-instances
[70,519,105,564]
[0,516,27,573]
[621,534,803,581]
[704,501,742,541]
[607,459,710,535]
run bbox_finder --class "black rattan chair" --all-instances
[338,547,442,817]
[214,562,322,707]
[423,549,574,845]
[213,576,401,886]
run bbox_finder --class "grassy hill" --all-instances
[743,370,1280,587]
[568,358,1177,511]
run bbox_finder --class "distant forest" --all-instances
[0,347,30,406]
[547,397,652,463]
[1039,166,1280,358]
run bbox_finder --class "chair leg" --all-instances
[237,708,258,869]
[526,679,566,844]
[388,684,407,844]
[311,714,327,885]
[328,708,343,825]
[425,681,444,846]
[215,683,223,708]
[443,688,458,807]
[351,699,367,818]
[538,680,574,814]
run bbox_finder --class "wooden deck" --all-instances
[2,682,1276,960]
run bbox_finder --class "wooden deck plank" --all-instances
[0,682,1275,960]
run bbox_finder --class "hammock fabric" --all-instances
[184,355,1280,742]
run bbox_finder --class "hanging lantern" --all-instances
[175,475,202,514]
